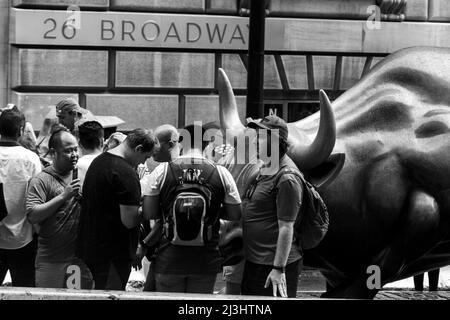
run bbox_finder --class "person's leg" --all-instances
[428,269,440,291]
[8,239,37,287]
[223,261,245,295]
[64,258,94,290]
[155,273,187,293]
[285,259,302,298]
[108,258,132,291]
[413,273,424,291]
[35,261,68,288]
[241,260,273,297]
[241,260,301,298]
[225,282,242,295]
[143,260,156,292]
[86,261,110,290]
[186,274,217,294]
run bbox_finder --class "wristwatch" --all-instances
[272,265,286,273]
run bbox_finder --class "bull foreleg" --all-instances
[322,190,440,299]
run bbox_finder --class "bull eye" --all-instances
[415,121,450,139]
[338,102,413,135]
[423,109,450,118]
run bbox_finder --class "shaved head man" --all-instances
[26,128,84,288]
[152,124,181,163]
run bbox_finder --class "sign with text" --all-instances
[10,9,284,50]
[10,9,450,54]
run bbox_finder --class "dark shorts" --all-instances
[87,257,132,291]
[154,273,217,294]
[241,259,303,298]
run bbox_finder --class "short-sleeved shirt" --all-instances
[242,156,303,266]
[77,153,100,188]
[78,152,141,264]
[26,166,79,263]
[141,153,241,275]
[0,142,42,249]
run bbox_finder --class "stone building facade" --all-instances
[1,0,450,131]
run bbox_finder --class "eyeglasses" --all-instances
[161,136,183,144]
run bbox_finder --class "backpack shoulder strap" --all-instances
[167,161,182,185]
[269,165,305,196]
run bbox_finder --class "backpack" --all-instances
[161,159,223,247]
[270,166,329,250]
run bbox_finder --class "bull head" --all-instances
[218,68,342,187]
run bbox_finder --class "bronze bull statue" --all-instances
[217,46,450,299]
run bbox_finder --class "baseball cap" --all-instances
[56,98,88,115]
[247,115,289,143]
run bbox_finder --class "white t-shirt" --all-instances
[0,143,42,249]
[141,154,241,205]
[77,153,101,187]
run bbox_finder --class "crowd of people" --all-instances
[0,98,306,298]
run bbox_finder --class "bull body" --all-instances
[219,47,450,299]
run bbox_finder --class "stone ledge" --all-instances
[2,287,449,300]
[12,0,110,9]
[0,287,323,300]
[110,0,205,13]
[268,0,374,19]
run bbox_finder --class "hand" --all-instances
[61,179,81,201]
[132,245,147,270]
[264,269,287,298]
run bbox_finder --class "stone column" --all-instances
[0,0,10,107]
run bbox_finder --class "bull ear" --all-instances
[303,153,345,190]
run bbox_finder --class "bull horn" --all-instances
[289,90,336,170]
[218,68,245,137]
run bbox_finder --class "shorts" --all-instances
[35,258,93,289]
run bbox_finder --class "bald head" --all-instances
[154,124,179,143]
[153,124,181,162]
[49,129,76,150]
[48,129,79,174]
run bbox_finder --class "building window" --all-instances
[288,101,320,122]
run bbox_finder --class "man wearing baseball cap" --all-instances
[247,115,289,144]
[240,115,304,298]
[56,98,91,133]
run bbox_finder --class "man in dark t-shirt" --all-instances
[242,115,304,298]
[78,128,158,290]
